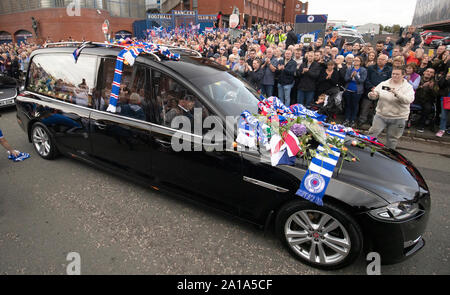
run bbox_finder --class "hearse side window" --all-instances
[27,54,97,108]
[96,58,148,121]
[150,69,210,129]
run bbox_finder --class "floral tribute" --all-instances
[236,96,383,206]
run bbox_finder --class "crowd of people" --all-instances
[0,41,38,80]
[166,23,449,143]
[1,23,450,145]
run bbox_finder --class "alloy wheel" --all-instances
[284,210,351,265]
[32,126,51,157]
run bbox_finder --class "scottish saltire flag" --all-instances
[72,41,90,63]
[296,128,346,206]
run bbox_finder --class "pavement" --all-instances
[0,106,449,275]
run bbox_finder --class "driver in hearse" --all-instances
[164,93,195,127]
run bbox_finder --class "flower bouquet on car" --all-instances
[236,96,382,206]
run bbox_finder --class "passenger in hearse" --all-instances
[120,92,145,121]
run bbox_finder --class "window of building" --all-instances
[27,53,98,108]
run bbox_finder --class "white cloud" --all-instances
[307,0,418,26]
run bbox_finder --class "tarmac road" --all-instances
[0,107,449,275]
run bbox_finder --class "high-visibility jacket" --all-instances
[266,33,286,44]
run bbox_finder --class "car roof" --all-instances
[30,46,228,80]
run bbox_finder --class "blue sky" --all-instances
[307,0,418,26]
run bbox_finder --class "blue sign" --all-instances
[295,14,328,24]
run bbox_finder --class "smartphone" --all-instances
[382,86,391,91]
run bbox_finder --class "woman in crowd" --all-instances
[316,60,340,98]
[343,56,367,127]
[404,63,421,91]
[417,55,431,76]
[365,52,377,68]
[367,67,415,149]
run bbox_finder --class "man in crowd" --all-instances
[358,54,392,127]
[260,48,278,97]
[414,68,439,133]
[285,25,298,48]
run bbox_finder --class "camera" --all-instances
[382,86,391,91]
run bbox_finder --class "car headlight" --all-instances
[369,201,420,221]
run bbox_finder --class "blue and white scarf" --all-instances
[106,42,180,113]
[296,128,346,206]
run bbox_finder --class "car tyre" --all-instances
[31,122,58,160]
[275,200,363,270]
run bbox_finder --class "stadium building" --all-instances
[0,0,309,44]
[412,0,450,31]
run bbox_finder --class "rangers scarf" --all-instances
[72,41,91,63]
[296,128,346,206]
[106,42,180,113]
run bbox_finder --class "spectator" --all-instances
[297,51,321,106]
[327,30,342,50]
[276,49,297,106]
[316,61,340,99]
[341,43,353,57]
[366,52,377,67]
[358,54,392,126]
[351,43,361,57]
[367,67,415,149]
[345,54,355,69]
[260,47,278,97]
[343,56,367,127]
[246,48,257,69]
[417,55,431,76]
[384,37,394,57]
[404,63,421,91]
[404,46,424,66]
[244,59,264,92]
[436,71,450,137]
[285,25,298,48]
[335,55,347,86]
[232,56,247,77]
[0,128,20,158]
[414,68,439,133]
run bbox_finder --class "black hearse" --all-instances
[15,43,430,269]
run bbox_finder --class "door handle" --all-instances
[94,121,107,129]
[155,138,172,148]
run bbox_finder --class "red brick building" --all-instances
[164,0,308,28]
[0,0,308,44]
[0,8,139,44]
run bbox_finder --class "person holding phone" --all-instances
[367,67,415,149]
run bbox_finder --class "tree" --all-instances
[392,24,401,34]
[379,24,384,34]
